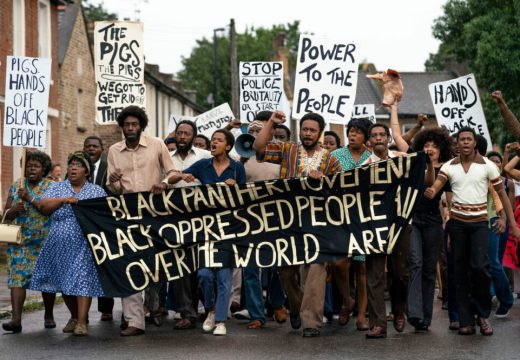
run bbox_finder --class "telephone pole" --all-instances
[230,19,239,117]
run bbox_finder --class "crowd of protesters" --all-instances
[2,90,520,340]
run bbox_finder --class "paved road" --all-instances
[1,296,519,360]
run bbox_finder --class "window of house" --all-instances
[38,0,51,58]
[12,0,25,56]
[77,89,84,128]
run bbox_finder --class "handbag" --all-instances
[0,209,22,245]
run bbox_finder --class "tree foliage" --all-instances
[82,0,118,22]
[177,21,301,109]
[425,0,520,147]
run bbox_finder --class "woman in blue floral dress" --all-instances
[2,151,55,334]
[31,151,106,336]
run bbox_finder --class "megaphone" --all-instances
[235,133,256,158]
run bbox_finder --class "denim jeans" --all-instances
[489,218,514,311]
[447,219,491,326]
[243,267,266,324]
[198,268,232,322]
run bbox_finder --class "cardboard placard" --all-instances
[429,74,491,149]
[239,61,283,122]
[3,56,52,148]
[195,103,235,138]
[293,35,360,124]
[94,21,146,124]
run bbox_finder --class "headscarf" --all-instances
[67,151,91,176]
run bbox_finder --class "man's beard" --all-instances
[301,139,319,150]
[177,142,192,154]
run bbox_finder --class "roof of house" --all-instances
[397,71,455,116]
[58,2,88,65]
[355,72,388,116]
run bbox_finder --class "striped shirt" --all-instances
[259,142,341,178]
[438,153,502,222]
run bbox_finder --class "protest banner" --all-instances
[292,34,360,124]
[73,152,426,297]
[240,61,283,122]
[168,113,196,134]
[3,56,51,149]
[352,104,376,123]
[94,21,145,124]
[429,74,491,149]
[194,103,235,139]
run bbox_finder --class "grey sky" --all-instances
[91,0,447,76]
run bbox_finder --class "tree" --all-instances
[425,0,520,147]
[82,0,118,22]
[177,21,301,109]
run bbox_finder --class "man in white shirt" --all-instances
[425,126,520,336]
[169,120,211,330]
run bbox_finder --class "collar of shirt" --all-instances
[120,135,148,152]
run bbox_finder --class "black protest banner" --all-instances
[239,61,284,122]
[428,74,491,149]
[94,21,145,124]
[292,34,359,124]
[3,56,51,148]
[73,152,426,297]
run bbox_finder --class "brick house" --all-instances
[0,0,66,209]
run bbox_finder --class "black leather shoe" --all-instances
[120,326,145,336]
[302,328,320,337]
[458,325,476,335]
[414,321,429,333]
[290,314,301,330]
[2,321,22,333]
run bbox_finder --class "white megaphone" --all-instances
[235,133,257,158]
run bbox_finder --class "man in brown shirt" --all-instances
[107,106,177,336]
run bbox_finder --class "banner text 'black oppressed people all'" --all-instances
[72,152,427,297]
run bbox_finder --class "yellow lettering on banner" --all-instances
[202,215,221,240]
[193,187,210,211]
[356,193,371,223]
[206,185,229,208]
[126,224,152,250]
[259,201,280,232]
[290,236,305,265]
[116,228,137,255]
[276,238,291,265]
[232,243,254,266]
[233,209,251,237]
[191,217,204,244]
[276,199,294,229]
[256,241,276,267]
[88,233,107,264]
[234,184,256,206]
[208,241,222,267]
[126,260,149,291]
[370,162,388,184]
[405,153,416,179]
[177,220,191,245]
[223,185,237,208]
[139,224,155,247]
[162,189,184,214]
[148,193,169,216]
[181,187,194,212]
[247,204,265,235]
[322,173,339,189]
[216,210,235,240]
[137,192,156,218]
[158,223,181,248]
[376,227,389,252]
[386,224,403,254]
[309,196,326,226]
[250,183,269,201]
[369,191,387,221]
[348,233,365,256]
[341,194,356,224]
[388,157,404,179]
[362,230,381,254]
[120,195,140,220]
[304,234,319,262]
[106,197,126,220]
[264,180,286,196]
[325,196,344,225]
[339,169,359,188]
[295,196,310,227]
[172,248,191,278]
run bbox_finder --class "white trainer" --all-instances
[203,311,216,332]
[213,322,227,336]
[232,309,250,320]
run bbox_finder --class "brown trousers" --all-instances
[279,263,327,329]
[366,225,410,329]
